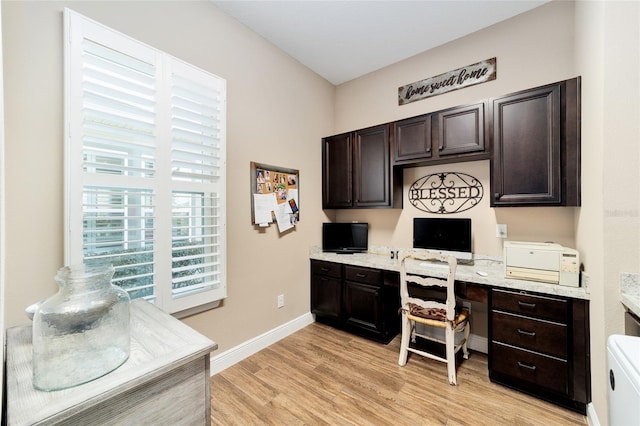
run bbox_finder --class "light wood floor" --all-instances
[210,322,587,425]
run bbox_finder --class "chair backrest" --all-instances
[399,249,458,322]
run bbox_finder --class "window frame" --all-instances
[63,8,227,315]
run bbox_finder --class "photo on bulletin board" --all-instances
[250,161,299,231]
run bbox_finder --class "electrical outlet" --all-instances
[277,294,285,308]
[496,224,508,238]
[582,272,590,294]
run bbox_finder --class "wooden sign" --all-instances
[399,58,496,105]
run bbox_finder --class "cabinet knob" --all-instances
[494,193,501,200]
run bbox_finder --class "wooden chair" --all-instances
[397,249,470,385]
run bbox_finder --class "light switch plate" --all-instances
[496,224,507,238]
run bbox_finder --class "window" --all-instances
[64,9,226,314]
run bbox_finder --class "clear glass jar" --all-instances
[32,263,131,391]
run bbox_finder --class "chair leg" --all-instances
[462,322,470,360]
[398,315,411,366]
[445,325,457,385]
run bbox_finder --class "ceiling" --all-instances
[212,0,549,85]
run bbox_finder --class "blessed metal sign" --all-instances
[409,172,483,214]
[399,58,496,105]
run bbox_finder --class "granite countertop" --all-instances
[310,246,590,300]
[620,273,640,317]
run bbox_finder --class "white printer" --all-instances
[503,241,580,287]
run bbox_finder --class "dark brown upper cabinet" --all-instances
[323,77,580,209]
[393,101,490,167]
[393,114,432,162]
[491,77,580,207]
[322,124,401,209]
[435,101,489,157]
[322,132,352,208]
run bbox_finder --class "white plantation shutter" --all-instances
[169,60,225,307]
[170,67,223,184]
[65,9,226,313]
[83,186,156,301]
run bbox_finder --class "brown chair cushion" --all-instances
[408,304,447,321]
[406,304,470,327]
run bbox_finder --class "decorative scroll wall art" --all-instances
[398,58,497,106]
[409,172,483,214]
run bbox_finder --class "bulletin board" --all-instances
[250,161,300,231]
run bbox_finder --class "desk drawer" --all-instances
[311,260,342,278]
[491,342,568,394]
[345,265,381,286]
[492,311,567,358]
[492,289,568,323]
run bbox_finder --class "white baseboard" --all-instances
[468,333,488,354]
[586,403,600,426]
[209,312,315,376]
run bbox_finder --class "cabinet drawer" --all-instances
[491,342,568,395]
[492,311,567,358]
[492,289,568,323]
[311,260,342,278]
[344,265,381,286]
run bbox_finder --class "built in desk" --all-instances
[6,299,217,426]
[310,246,591,414]
[310,246,589,300]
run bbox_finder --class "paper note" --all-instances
[275,202,294,233]
[253,193,278,225]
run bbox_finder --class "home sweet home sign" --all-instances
[398,58,496,105]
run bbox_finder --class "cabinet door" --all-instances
[436,102,486,157]
[353,125,391,207]
[322,132,353,208]
[343,280,382,334]
[394,114,431,163]
[311,274,342,319]
[491,84,562,206]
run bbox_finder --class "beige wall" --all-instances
[574,1,607,420]
[2,1,335,354]
[334,0,578,256]
[574,1,640,423]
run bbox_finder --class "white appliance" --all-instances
[607,334,640,425]
[503,241,580,287]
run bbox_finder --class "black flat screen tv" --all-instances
[413,217,472,261]
[322,222,368,254]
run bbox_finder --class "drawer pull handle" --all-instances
[518,301,536,309]
[517,361,537,371]
[517,328,536,337]
[356,273,367,278]
[320,277,330,282]
[320,267,330,272]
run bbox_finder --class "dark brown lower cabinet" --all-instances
[489,288,591,414]
[311,260,400,343]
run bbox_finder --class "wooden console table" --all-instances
[6,299,217,425]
